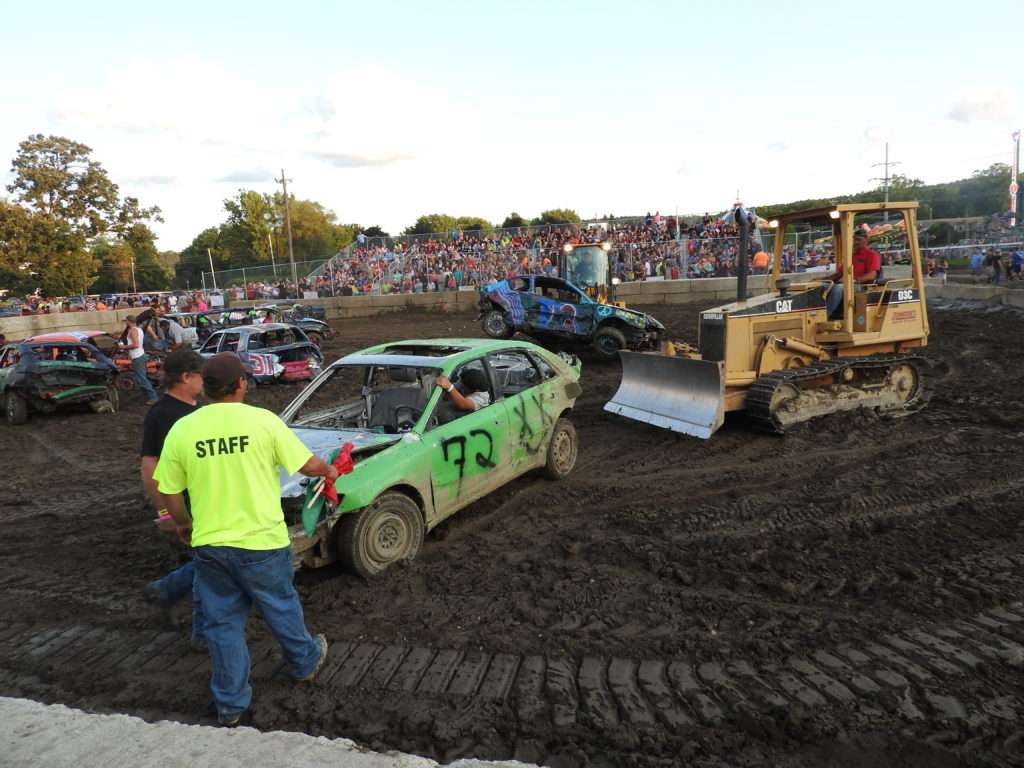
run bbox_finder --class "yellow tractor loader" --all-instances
[605,202,930,437]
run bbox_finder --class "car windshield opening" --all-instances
[287,364,437,433]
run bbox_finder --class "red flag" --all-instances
[321,442,354,504]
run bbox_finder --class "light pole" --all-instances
[263,212,283,278]
[1011,130,1020,227]
[207,248,217,290]
[275,169,299,293]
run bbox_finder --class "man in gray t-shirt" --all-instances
[159,318,188,350]
[435,367,491,413]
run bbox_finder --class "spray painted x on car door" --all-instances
[488,347,566,476]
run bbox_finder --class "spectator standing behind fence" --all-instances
[970,249,985,283]
[752,248,770,275]
[987,250,1002,284]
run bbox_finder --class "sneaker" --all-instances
[297,634,328,681]
[141,582,175,630]
[218,711,245,727]
[143,399,158,406]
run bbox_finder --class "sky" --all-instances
[1,0,1021,252]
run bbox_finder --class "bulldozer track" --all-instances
[745,353,934,434]
[2,603,1022,731]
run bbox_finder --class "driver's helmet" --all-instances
[459,367,489,393]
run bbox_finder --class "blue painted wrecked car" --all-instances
[478,274,664,358]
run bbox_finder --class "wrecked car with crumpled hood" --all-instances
[276,337,583,576]
[0,340,120,424]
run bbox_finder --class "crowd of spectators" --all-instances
[268,212,784,297]
[11,214,1020,314]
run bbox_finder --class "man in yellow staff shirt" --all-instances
[154,352,339,726]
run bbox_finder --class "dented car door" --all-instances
[420,365,513,522]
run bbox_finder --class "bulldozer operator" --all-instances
[571,249,601,288]
[823,231,881,318]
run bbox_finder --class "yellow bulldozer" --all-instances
[605,201,931,437]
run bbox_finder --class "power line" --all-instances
[871,142,901,223]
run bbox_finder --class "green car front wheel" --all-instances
[337,491,425,578]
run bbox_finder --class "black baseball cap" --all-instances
[202,352,252,389]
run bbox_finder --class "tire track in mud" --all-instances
[2,604,1023,736]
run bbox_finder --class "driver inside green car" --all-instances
[435,367,491,413]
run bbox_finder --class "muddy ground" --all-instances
[1,297,1024,767]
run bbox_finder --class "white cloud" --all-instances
[50,55,272,145]
[766,140,788,152]
[121,175,180,186]
[948,85,1019,124]
[676,159,696,176]
[308,64,482,165]
[863,126,893,146]
[216,169,275,183]
[47,56,484,181]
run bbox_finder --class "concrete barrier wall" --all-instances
[7,266,1019,343]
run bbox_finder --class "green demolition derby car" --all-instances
[278,338,583,576]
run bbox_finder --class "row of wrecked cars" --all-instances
[0,304,337,425]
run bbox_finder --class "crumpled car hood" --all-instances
[279,427,402,497]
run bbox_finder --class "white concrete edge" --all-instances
[0,697,537,768]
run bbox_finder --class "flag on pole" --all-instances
[302,442,355,537]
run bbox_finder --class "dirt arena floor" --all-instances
[2,296,1024,767]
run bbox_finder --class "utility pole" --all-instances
[871,142,900,224]
[130,256,137,293]
[276,169,299,292]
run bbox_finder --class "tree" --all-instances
[533,209,581,225]
[455,216,493,233]
[8,134,161,237]
[0,199,94,296]
[287,199,341,262]
[757,163,1017,223]
[922,221,957,246]
[185,190,350,281]
[176,228,221,289]
[404,214,458,237]
[124,223,172,291]
[363,225,389,238]
[90,237,134,293]
[4,134,162,295]
[501,212,527,229]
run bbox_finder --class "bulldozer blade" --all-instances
[604,352,725,439]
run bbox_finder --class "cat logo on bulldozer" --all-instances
[775,299,793,313]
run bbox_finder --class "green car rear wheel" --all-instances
[541,417,578,480]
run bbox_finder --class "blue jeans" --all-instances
[131,355,157,401]
[193,545,321,722]
[825,282,844,318]
[153,559,205,644]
